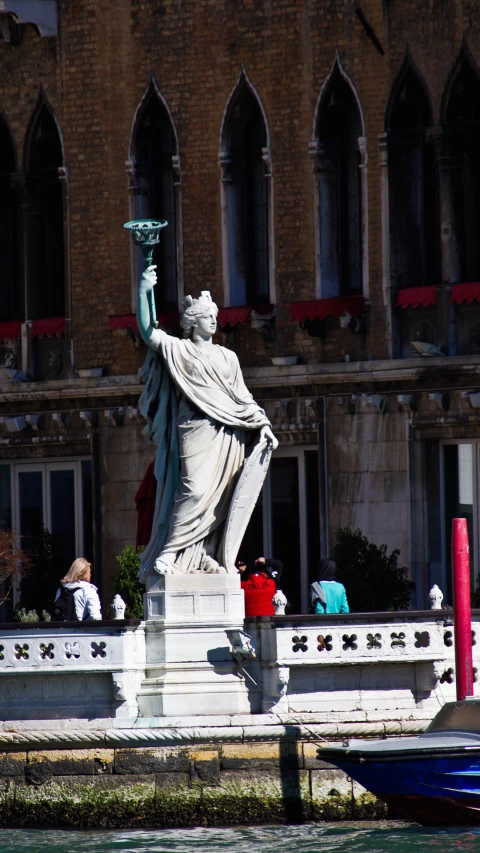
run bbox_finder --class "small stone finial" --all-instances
[429,584,443,610]
[110,594,127,620]
[273,589,288,615]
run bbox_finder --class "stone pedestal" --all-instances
[136,574,252,717]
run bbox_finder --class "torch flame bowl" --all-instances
[123,219,168,248]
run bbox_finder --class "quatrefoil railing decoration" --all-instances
[39,643,55,660]
[342,634,357,651]
[366,633,382,650]
[473,631,477,647]
[444,630,453,647]
[91,641,107,659]
[292,635,308,653]
[14,643,29,660]
[390,632,406,648]
[317,634,333,652]
[440,667,454,684]
[64,642,80,660]
[414,631,430,648]
[0,644,4,661]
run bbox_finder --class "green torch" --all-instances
[124,218,168,328]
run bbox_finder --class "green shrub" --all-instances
[331,527,414,612]
[14,608,39,623]
[112,545,145,619]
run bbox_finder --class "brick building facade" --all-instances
[1,0,480,613]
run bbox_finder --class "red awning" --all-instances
[290,295,366,323]
[217,306,252,327]
[31,317,65,339]
[252,302,275,316]
[108,312,179,332]
[396,286,438,309]
[157,311,180,330]
[108,314,138,332]
[450,282,480,305]
[0,320,22,340]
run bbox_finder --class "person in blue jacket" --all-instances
[311,559,349,614]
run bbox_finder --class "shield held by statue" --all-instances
[220,437,273,573]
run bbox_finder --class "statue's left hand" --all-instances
[260,425,279,451]
[139,264,157,293]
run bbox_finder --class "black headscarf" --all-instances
[318,559,337,581]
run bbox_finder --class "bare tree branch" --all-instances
[0,530,32,606]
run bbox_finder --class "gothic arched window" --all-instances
[315,71,364,297]
[444,57,480,281]
[132,89,179,311]
[0,117,21,321]
[220,79,270,307]
[387,66,438,291]
[24,103,65,320]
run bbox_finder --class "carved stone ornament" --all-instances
[48,349,63,377]
[3,350,17,370]
[226,629,256,661]
[428,584,444,610]
[110,594,126,620]
[112,674,127,701]
[272,589,288,615]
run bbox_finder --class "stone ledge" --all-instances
[0,719,428,751]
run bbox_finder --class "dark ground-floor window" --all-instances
[0,458,93,615]
[427,440,477,603]
[241,447,320,614]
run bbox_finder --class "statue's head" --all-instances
[180,290,218,337]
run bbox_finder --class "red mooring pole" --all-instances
[452,518,474,700]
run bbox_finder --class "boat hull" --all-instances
[319,749,480,826]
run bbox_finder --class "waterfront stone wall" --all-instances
[0,722,407,827]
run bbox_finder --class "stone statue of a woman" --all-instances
[136,265,278,577]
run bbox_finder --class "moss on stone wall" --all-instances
[0,741,387,828]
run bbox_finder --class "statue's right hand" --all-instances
[139,264,157,293]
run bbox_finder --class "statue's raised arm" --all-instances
[136,265,167,348]
[136,269,277,578]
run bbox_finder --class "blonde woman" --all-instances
[54,558,102,621]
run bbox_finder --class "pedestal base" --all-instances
[136,574,255,717]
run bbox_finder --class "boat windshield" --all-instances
[426,700,480,733]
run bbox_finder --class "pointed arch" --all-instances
[128,77,182,312]
[0,113,22,323]
[218,67,274,307]
[23,93,66,324]
[441,46,480,127]
[220,65,272,154]
[386,56,432,132]
[129,75,180,162]
[0,111,17,172]
[311,53,366,298]
[313,52,365,141]
[386,58,439,323]
[441,50,480,283]
[23,90,65,171]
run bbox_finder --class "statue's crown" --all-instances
[182,291,214,314]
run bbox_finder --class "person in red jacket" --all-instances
[238,556,282,616]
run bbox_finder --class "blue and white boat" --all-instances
[317,699,480,825]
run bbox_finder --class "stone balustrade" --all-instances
[0,620,145,720]
[249,611,480,718]
[0,610,477,726]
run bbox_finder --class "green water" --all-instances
[1,824,480,853]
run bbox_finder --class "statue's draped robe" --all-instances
[138,334,270,577]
